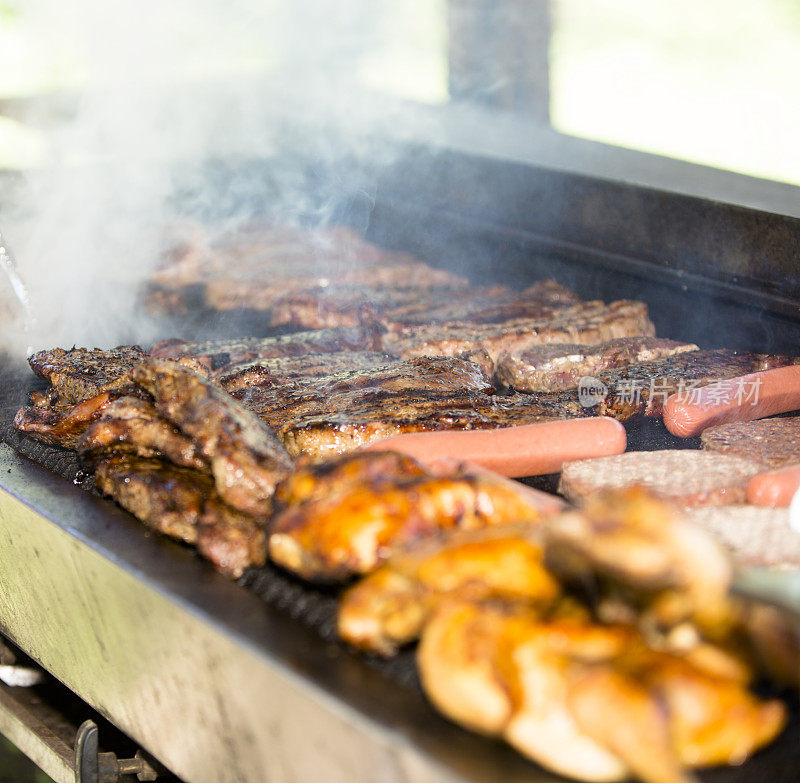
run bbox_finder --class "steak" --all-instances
[216,351,397,393]
[269,467,546,582]
[267,280,581,331]
[77,397,208,470]
[558,450,764,508]
[381,300,655,366]
[132,358,293,515]
[496,337,699,393]
[227,355,572,458]
[14,391,118,449]
[150,324,383,372]
[685,506,800,569]
[28,345,149,403]
[700,418,800,469]
[94,456,265,578]
[583,350,800,420]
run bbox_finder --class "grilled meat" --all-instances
[227,355,579,458]
[382,300,655,366]
[272,450,430,510]
[94,456,265,578]
[216,351,396,393]
[150,325,383,372]
[338,527,559,656]
[28,345,149,403]
[132,358,292,515]
[545,489,733,633]
[418,601,784,783]
[14,391,119,449]
[685,507,800,569]
[77,397,208,470]
[559,451,764,510]
[268,468,546,582]
[268,280,581,331]
[496,337,698,393]
[583,349,800,420]
[700,417,800,469]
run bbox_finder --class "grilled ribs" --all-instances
[95,455,265,578]
[132,358,293,514]
[77,397,208,470]
[496,337,699,393]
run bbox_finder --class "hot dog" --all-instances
[746,464,800,508]
[663,365,800,438]
[362,417,626,478]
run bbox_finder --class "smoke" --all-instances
[0,0,441,353]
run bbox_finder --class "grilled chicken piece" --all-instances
[94,456,266,578]
[27,345,149,403]
[268,470,546,582]
[272,450,429,510]
[14,391,119,448]
[418,602,785,783]
[338,528,560,655]
[77,397,208,470]
[382,300,655,366]
[545,488,734,635]
[132,358,292,515]
[496,337,698,393]
[150,325,383,373]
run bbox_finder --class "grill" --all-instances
[1,148,799,782]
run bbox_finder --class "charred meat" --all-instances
[14,391,119,449]
[132,358,293,515]
[496,337,698,393]
[382,300,655,367]
[77,396,208,470]
[150,324,384,373]
[94,455,265,578]
[28,345,149,403]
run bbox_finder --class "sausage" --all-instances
[663,365,800,438]
[746,464,800,508]
[362,417,626,478]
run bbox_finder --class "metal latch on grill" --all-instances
[75,720,158,783]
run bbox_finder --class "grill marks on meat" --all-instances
[13,391,117,449]
[28,345,148,403]
[77,397,208,470]
[382,300,655,366]
[700,417,800,469]
[150,325,383,373]
[94,456,265,578]
[132,358,293,515]
[226,355,566,459]
[269,463,546,582]
[584,350,800,420]
[216,351,396,393]
[496,337,699,393]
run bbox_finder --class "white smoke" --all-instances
[0,0,443,353]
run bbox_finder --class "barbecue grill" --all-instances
[1,145,800,783]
